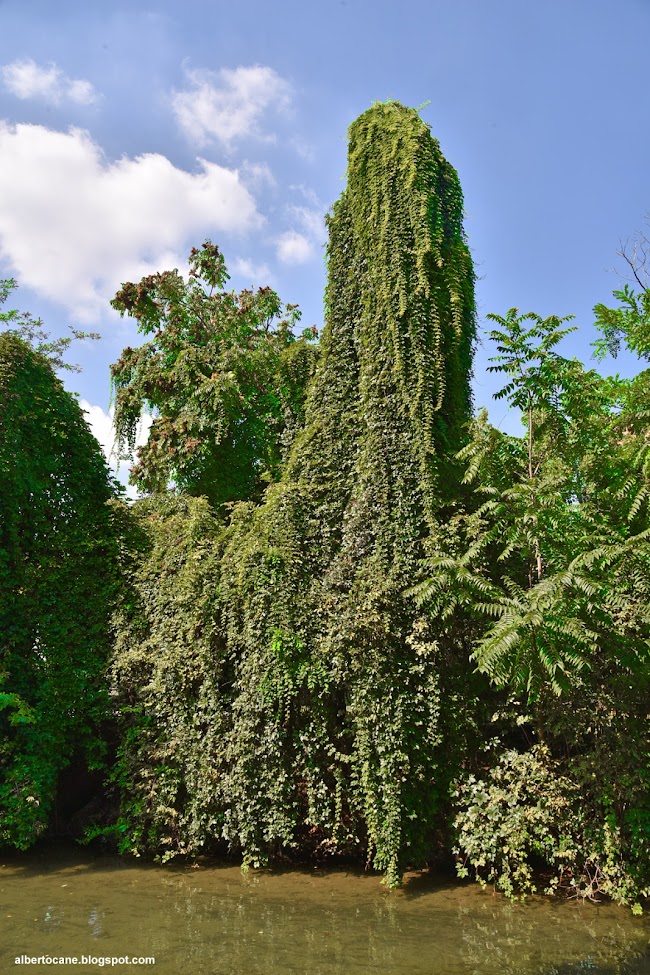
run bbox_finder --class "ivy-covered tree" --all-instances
[104,113,650,907]
[106,493,226,859]
[110,241,319,509]
[110,102,478,884]
[0,317,118,847]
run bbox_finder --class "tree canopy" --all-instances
[110,241,319,509]
[0,324,118,847]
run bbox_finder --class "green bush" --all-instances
[453,744,650,911]
[453,746,577,899]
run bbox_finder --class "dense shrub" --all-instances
[0,331,117,847]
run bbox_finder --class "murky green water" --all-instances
[1,848,648,975]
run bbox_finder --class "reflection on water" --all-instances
[0,848,648,974]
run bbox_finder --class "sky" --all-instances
[1,0,649,491]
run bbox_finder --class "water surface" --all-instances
[1,848,648,974]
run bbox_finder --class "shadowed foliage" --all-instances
[0,331,117,847]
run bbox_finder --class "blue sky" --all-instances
[1,0,649,488]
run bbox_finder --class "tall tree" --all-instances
[110,242,319,509]
[416,309,650,697]
[417,308,650,906]
[0,324,117,847]
[111,102,478,884]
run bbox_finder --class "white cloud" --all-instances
[274,197,326,266]
[2,58,98,106]
[80,400,119,459]
[288,205,326,243]
[276,230,314,265]
[0,122,263,318]
[289,136,315,162]
[240,160,276,188]
[232,256,274,285]
[171,65,292,148]
[80,399,152,499]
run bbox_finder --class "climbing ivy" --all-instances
[110,102,478,884]
[344,101,475,463]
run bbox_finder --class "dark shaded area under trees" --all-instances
[1,102,649,909]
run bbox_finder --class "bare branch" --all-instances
[618,228,650,291]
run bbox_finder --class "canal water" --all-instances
[1,847,648,975]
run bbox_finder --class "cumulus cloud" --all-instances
[171,65,292,148]
[0,122,263,318]
[276,230,314,265]
[289,136,315,162]
[274,197,326,266]
[288,204,326,243]
[2,58,98,105]
[240,160,276,188]
[232,256,274,285]
[81,399,152,499]
[80,400,120,460]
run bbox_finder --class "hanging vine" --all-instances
[110,102,478,884]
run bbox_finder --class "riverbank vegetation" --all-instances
[1,102,649,910]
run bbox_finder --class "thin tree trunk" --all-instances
[528,399,543,584]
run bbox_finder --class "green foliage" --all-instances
[545,666,650,911]
[453,746,578,899]
[453,733,650,910]
[0,329,117,847]
[109,102,478,885]
[417,310,650,699]
[417,295,650,908]
[214,102,477,883]
[107,494,227,859]
[110,242,319,508]
[0,278,99,372]
[345,102,476,448]
[593,284,650,361]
